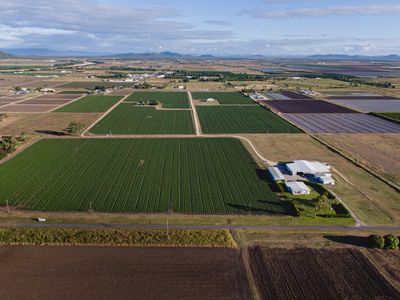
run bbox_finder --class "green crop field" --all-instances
[192,92,254,105]
[196,106,302,133]
[124,92,190,108]
[55,95,123,113]
[59,82,135,89]
[378,112,400,121]
[90,104,194,134]
[0,138,288,214]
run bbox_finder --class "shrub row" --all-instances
[0,228,237,247]
[370,234,399,250]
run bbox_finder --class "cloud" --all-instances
[252,4,400,18]
[203,20,232,26]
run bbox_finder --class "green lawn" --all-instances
[124,92,190,108]
[0,138,289,214]
[54,95,122,113]
[196,106,302,133]
[90,104,194,134]
[192,92,254,105]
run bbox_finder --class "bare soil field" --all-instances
[32,94,82,100]
[0,246,251,300]
[242,134,400,225]
[0,75,42,88]
[249,247,400,299]
[0,112,101,135]
[318,133,400,185]
[18,99,71,105]
[365,249,400,289]
[331,99,400,113]
[283,113,400,133]
[0,104,58,112]
[264,100,355,113]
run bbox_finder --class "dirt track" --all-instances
[0,246,251,300]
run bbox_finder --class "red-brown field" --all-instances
[0,104,58,112]
[249,247,399,299]
[0,246,251,300]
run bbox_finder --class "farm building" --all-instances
[285,160,330,176]
[285,182,310,195]
[268,167,285,181]
[203,98,216,102]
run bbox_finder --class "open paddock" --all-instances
[283,113,400,133]
[0,104,58,113]
[280,91,314,100]
[18,99,72,105]
[250,247,399,299]
[263,100,356,113]
[331,99,400,113]
[59,81,135,89]
[55,95,123,113]
[0,246,251,300]
[192,92,254,105]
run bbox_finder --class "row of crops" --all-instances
[90,104,194,134]
[196,106,301,133]
[55,95,123,113]
[124,92,190,109]
[192,92,254,105]
[0,138,288,214]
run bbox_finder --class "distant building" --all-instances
[285,160,330,176]
[268,166,285,181]
[203,98,216,102]
[285,181,310,195]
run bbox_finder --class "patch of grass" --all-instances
[90,104,194,134]
[125,92,190,108]
[192,92,254,105]
[196,106,302,133]
[0,228,236,247]
[378,113,400,121]
[55,95,122,113]
[0,138,289,214]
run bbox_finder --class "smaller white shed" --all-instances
[285,181,310,195]
[268,167,285,181]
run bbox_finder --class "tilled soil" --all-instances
[0,246,251,300]
[249,246,400,300]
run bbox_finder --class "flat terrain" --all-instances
[55,95,122,113]
[0,104,58,113]
[192,92,254,105]
[263,100,356,113]
[318,133,400,185]
[90,104,194,134]
[58,81,135,89]
[242,134,400,225]
[366,249,400,289]
[0,138,287,214]
[0,112,101,136]
[283,113,400,133]
[124,92,190,108]
[196,106,301,133]
[0,246,251,300]
[265,91,314,100]
[379,112,400,121]
[331,99,400,112]
[249,247,399,299]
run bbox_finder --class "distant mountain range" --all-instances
[1,48,400,61]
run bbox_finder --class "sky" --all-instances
[1,0,400,55]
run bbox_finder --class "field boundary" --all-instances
[188,91,201,135]
[48,93,87,113]
[81,94,129,136]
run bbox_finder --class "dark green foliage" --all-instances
[378,113,400,121]
[124,92,189,108]
[90,104,194,134]
[55,95,122,112]
[384,234,399,250]
[196,106,301,133]
[370,234,385,249]
[66,122,85,136]
[0,138,286,214]
[0,228,235,247]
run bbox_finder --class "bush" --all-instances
[384,234,399,250]
[370,234,385,249]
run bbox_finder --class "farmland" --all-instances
[249,247,400,299]
[59,81,135,89]
[196,106,301,133]
[192,92,254,105]
[263,100,356,113]
[55,95,122,113]
[0,138,287,214]
[379,112,400,121]
[0,246,251,300]
[283,113,400,133]
[265,91,314,100]
[331,99,400,112]
[90,104,194,134]
[124,92,190,108]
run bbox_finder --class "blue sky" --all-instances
[1,0,400,55]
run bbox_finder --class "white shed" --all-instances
[268,167,285,181]
[285,181,310,195]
